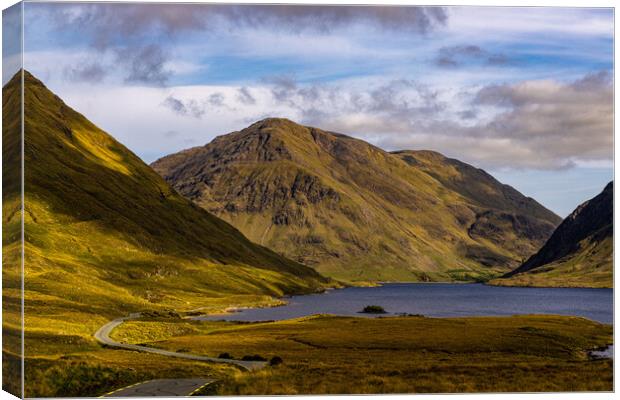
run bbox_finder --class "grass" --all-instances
[22,347,239,397]
[111,314,612,394]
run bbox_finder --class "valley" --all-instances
[1,70,613,397]
[3,71,334,396]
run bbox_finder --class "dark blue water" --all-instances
[199,283,613,324]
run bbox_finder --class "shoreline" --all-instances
[486,279,613,290]
[190,282,612,325]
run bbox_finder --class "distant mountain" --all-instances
[493,182,613,288]
[3,72,330,329]
[152,118,561,283]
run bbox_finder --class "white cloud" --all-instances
[37,69,611,172]
[447,7,613,39]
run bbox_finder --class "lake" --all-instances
[199,283,613,324]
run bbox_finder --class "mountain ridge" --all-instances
[152,117,561,282]
[492,181,613,288]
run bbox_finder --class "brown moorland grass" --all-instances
[112,314,613,394]
[6,342,239,397]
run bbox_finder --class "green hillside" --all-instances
[2,71,332,395]
[152,118,561,283]
[492,182,613,288]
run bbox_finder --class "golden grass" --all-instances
[112,314,613,394]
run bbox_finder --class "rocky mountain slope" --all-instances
[493,182,613,288]
[152,118,561,282]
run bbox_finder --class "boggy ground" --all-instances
[111,314,613,394]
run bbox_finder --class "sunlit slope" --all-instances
[2,71,331,354]
[492,182,613,288]
[393,150,560,262]
[153,118,560,282]
[2,69,23,397]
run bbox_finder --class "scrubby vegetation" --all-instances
[242,355,268,361]
[361,305,386,314]
[269,356,283,366]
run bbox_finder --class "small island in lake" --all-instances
[360,305,387,314]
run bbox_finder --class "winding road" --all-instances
[94,313,265,371]
[100,379,216,397]
[94,313,266,396]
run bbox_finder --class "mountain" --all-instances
[152,118,561,283]
[3,71,331,351]
[492,182,613,288]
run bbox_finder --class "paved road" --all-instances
[101,378,216,397]
[94,314,266,371]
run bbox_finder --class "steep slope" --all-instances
[3,71,331,368]
[392,150,560,260]
[2,66,23,398]
[492,182,613,288]
[152,118,560,282]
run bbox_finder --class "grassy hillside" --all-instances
[2,66,23,398]
[491,182,612,288]
[153,118,560,283]
[112,314,612,394]
[2,71,332,396]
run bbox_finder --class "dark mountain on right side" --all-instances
[492,182,613,288]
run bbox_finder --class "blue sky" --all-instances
[10,3,615,216]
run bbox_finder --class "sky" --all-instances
[6,3,614,217]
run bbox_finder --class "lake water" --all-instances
[200,283,613,324]
[590,345,614,359]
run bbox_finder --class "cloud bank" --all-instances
[228,71,612,170]
[30,3,447,86]
[23,4,612,173]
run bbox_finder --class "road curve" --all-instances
[94,314,266,371]
[101,378,216,397]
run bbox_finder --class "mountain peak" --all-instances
[3,69,43,90]
[240,117,323,146]
[14,70,328,295]
[249,117,301,130]
[152,119,561,282]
